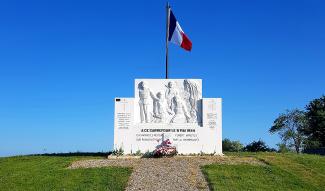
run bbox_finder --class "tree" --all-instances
[303,95,325,148]
[243,140,274,152]
[269,109,307,153]
[222,138,243,152]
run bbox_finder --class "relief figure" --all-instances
[170,95,191,123]
[138,81,155,123]
[183,79,200,122]
[152,92,166,123]
[165,81,179,115]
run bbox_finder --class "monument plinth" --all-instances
[114,79,222,154]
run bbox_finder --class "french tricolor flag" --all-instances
[168,9,192,51]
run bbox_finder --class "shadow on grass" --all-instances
[28,152,112,157]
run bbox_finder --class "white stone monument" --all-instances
[114,79,222,154]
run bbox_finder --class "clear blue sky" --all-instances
[1,0,324,157]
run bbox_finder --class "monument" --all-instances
[112,3,222,155]
[114,79,222,154]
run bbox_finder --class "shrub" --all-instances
[134,150,142,156]
[277,143,291,153]
[222,138,244,152]
[244,140,275,152]
[112,147,124,156]
[303,139,321,150]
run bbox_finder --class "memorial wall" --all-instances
[114,79,222,154]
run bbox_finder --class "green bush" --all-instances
[112,147,124,156]
[244,140,275,152]
[277,143,291,153]
[222,138,244,152]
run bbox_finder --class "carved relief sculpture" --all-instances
[165,81,179,114]
[138,81,155,123]
[183,79,200,122]
[137,80,201,124]
[152,92,166,123]
[170,95,191,123]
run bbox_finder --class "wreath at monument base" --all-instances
[153,139,177,157]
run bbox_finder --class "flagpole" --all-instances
[165,2,170,79]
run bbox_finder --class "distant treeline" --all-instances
[224,95,325,155]
[28,152,112,157]
[222,139,276,152]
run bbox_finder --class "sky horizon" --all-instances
[1,0,325,157]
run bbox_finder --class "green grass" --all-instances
[202,153,325,191]
[0,156,132,191]
[1,153,324,191]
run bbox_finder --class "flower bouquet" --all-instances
[153,139,177,157]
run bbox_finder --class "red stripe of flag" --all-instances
[181,33,192,51]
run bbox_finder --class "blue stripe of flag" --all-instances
[168,10,177,41]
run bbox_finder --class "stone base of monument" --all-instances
[114,79,222,155]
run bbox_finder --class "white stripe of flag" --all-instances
[168,9,192,51]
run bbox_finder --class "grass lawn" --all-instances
[1,153,324,191]
[202,152,325,191]
[0,156,131,191]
